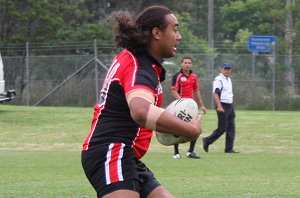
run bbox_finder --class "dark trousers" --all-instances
[205,103,236,152]
[174,140,196,154]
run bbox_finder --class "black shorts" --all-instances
[81,142,160,197]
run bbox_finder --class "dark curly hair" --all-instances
[114,5,172,55]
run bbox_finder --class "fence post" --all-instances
[94,39,99,103]
[25,42,30,106]
[252,51,256,77]
[208,0,215,109]
[210,42,215,109]
[272,42,276,111]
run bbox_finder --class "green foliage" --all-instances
[220,0,285,39]
[1,0,62,43]
[56,23,114,46]
[1,0,300,55]
[235,28,252,43]
[175,12,210,54]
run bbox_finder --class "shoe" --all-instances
[186,151,200,159]
[225,150,239,154]
[173,153,181,159]
[203,138,209,153]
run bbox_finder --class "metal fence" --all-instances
[1,44,300,111]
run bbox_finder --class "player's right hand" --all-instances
[217,106,225,112]
[191,115,202,137]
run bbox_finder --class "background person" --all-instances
[170,56,207,159]
[81,6,202,198]
[202,63,238,153]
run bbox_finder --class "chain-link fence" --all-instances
[2,44,300,110]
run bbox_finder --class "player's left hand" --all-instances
[201,106,207,114]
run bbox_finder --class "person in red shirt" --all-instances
[171,56,207,159]
[81,6,202,198]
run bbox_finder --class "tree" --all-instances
[284,0,298,95]
[1,0,65,43]
[219,0,300,95]
[176,12,209,55]
[219,0,285,40]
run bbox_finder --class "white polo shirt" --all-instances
[212,73,233,104]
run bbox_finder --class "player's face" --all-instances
[181,59,192,72]
[222,67,231,77]
[160,14,182,58]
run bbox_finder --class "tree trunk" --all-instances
[284,0,298,96]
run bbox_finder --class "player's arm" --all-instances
[213,92,224,112]
[212,80,224,112]
[171,89,181,100]
[194,89,207,114]
[126,89,201,140]
[170,73,181,100]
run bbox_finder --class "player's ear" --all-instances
[152,27,162,40]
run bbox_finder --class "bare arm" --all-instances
[194,89,207,114]
[213,92,224,112]
[171,89,181,100]
[127,93,201,140]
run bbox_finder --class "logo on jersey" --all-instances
[180,77,187,82]
[99,59,120,105]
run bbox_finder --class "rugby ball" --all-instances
[156,98,199,146]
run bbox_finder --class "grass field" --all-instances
[0,105,300,198]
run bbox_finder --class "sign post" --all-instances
[248,35,277,52]
[247,35,277,111]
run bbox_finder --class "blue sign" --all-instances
[248,35,277,52]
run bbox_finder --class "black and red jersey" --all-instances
[171,70,199,98]
[82,50,165,159]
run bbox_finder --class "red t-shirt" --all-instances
[82,50,165,159]
[171,70,199,98]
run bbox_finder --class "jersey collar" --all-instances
[180,69,193,76]
[220,73,229,79]
[137,50,166,82]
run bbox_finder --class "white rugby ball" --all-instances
[156,98,199,146]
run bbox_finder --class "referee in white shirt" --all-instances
[203,63,238,153]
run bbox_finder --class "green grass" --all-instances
[0,105,300,197]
